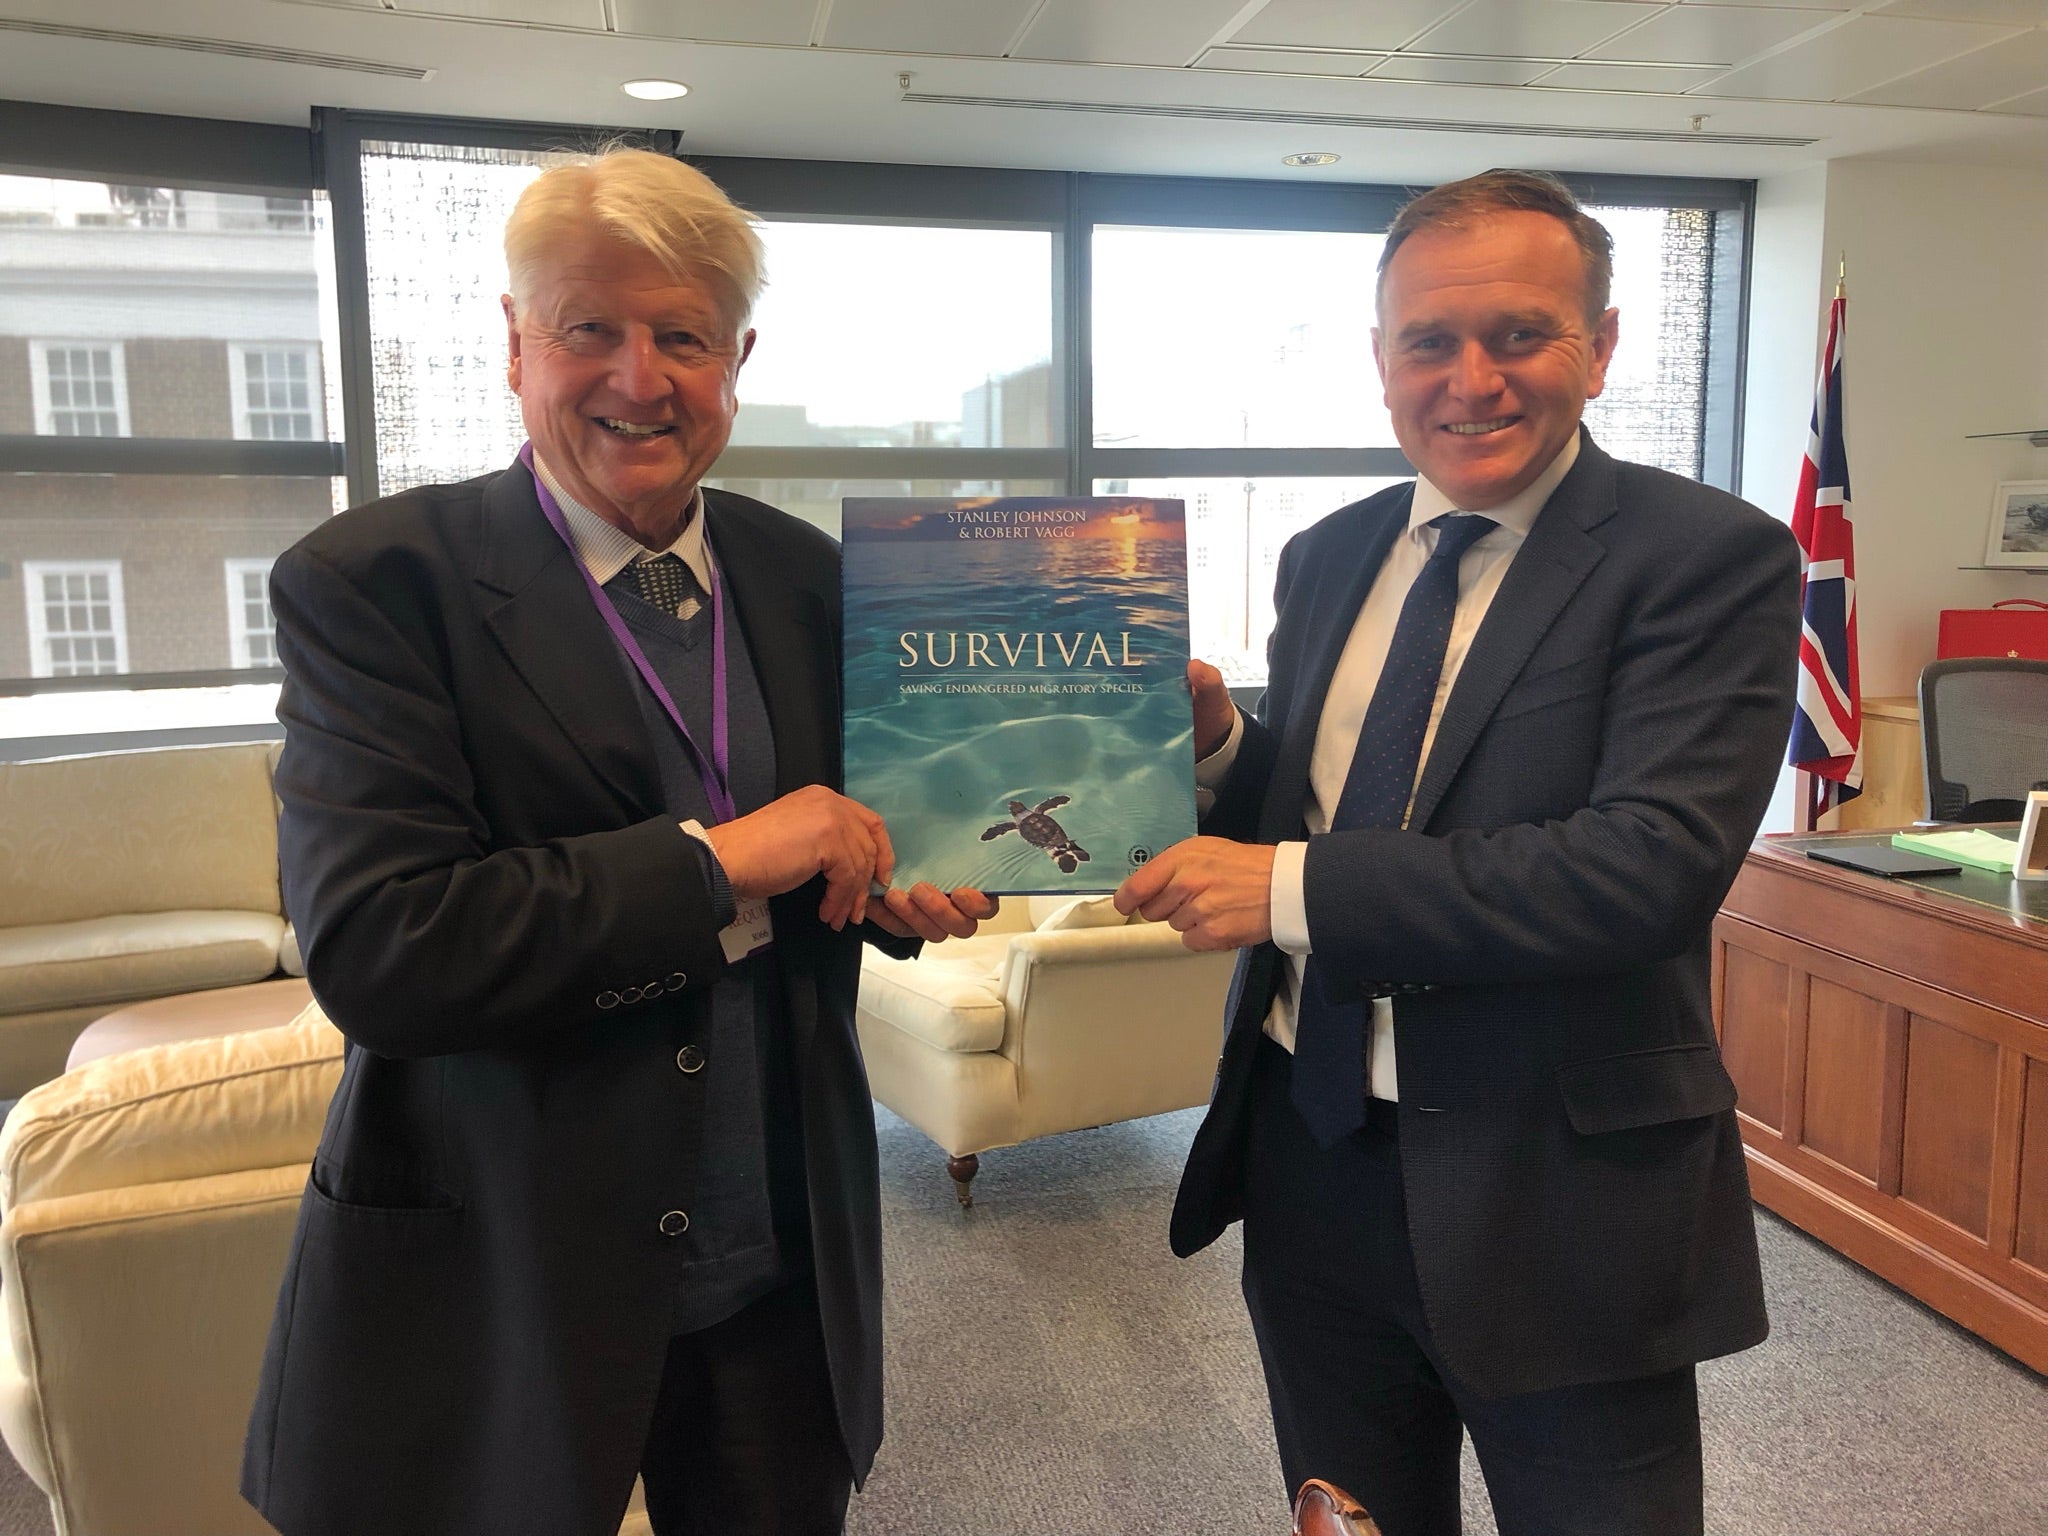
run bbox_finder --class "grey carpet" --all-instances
[2,1105,2042,1534]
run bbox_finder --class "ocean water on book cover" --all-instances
[842,496,1197,895]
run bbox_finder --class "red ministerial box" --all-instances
[1937,599,2048,660]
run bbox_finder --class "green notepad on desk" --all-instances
[1889,828,2019,874]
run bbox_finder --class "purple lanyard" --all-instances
[520,444,736,824]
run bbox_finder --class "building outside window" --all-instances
[230,345,322,440]
[22,560,126,677]
[224,557,277,667]
[29,340,129,436]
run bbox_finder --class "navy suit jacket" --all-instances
[1172,432,1801,1398]
[242,465,899,1536]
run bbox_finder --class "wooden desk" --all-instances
[1714,833,2048,1372]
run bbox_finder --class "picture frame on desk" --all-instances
[2018,790,2048,882]
[1982,480,2048,568]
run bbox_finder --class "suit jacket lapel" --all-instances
[1409,433,1615,830]
[472,464,664,818]
[702,492,834,796]
[1259,491,1410,843]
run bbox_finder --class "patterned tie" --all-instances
[1289,512,1497,1147]
[626,553,704,620]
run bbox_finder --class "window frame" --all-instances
[0,100,344,704]
[28,339,132,438]
[223,556,278,669]
[23,559,129,679]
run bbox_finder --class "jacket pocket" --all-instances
[1489,650,1607,724]
[1556,1041,1736,1135]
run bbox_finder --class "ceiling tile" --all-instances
[821,0,1044,55]
[1587,5,1833,64]
[1229,0,1459,51]
[1195,47,1375,75]
[1688,13,2020,98]
[612,0,818,46]
[392,0,606,22]
[1535,60,1730,88]
[1872,0,2048,22]
[1847,28,2048,105]
[1012,0,1261,65]
[1405,0,1667,61]
[1672,0,1852,8]
[1368,54,1553,83]
[1990,81,2048,109]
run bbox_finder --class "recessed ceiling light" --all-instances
[622,79,689,101]
[1282,151,1341,168]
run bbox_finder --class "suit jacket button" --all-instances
[658,1210,690,1237]
[619,984,643,1005]
[596,991,620,1010]
[676,1045,706,1074]
[666,972,688,991]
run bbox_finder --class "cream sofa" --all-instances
[856,895,1237,1204]
[0,742,299,1097]
[0,1008,656,1536]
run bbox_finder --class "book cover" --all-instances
[841,496,1197,895]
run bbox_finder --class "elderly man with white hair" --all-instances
[242,148,992,1536]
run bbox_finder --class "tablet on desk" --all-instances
[1805,845,1963,879]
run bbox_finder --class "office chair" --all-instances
[1919,656,2048,821]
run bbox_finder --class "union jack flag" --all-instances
[1788,291,1860,817]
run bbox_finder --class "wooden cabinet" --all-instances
[1715,834,2048,1372]
[1830,696,1926,830]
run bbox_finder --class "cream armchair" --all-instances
[0,1006,656,1536]
[856,896,1237,1204]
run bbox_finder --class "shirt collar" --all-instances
[532,453,711,591]
[1407,430,1581,541]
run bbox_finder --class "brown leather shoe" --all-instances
[1292,1479,1382,1536]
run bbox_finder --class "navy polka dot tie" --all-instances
[626,553,704,620]
[1290,512,1496,1147]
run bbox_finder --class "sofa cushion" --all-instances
[67,977,315,1071]
[0,911,286,1014]
[857,935,1012,1054]
[0,743,282,928]
[0,1003,342,1209]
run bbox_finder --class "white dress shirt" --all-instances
[1197,435,1581,1100]
[533,454,712,595]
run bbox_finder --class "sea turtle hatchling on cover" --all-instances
[980,795,1091,874]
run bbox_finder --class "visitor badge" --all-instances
[720,896,774,963]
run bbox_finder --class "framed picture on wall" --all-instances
[1983,480,2048,569]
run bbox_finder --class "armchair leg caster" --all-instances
[946,1153,980,1209]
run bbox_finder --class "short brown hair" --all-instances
[1377,169,1613,321]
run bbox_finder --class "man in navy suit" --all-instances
[243,149,991,1536]
[1119,171,1800,1534]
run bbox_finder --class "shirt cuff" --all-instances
[1192,707,1246,817]
[679,819,738,930]
[1269,840,1310,953]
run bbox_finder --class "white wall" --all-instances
[1739,157,2048,830]
[1819,158,2048,698]
[1742,164,1829,833]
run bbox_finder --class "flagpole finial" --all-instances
[1836,252,1846,300]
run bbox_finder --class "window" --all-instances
[224,558,277,667]
[24,561,127,677]
[2,164,342,705]
[231,346,323,440]
[29,341,130,436]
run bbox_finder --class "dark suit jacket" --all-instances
[242,464,895,1536]
[1173,433,1801,1399]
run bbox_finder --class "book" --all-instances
[841,495,1197,895]
[1889,828,2019,874]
